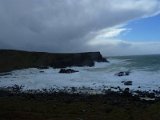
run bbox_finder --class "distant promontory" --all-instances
[0,49,108,73]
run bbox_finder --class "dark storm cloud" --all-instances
[0,0,160,55]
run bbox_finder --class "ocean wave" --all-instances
[0,57,160,93]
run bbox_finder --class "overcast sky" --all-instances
[0,0,160,56]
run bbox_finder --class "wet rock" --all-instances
[146,93,155,98]
[115,71,130,77]
[122,88,132,97]
[124,88,130,92]
[122,81,132,86]
[6,84,23,93]
[59,69,79,74]
[0,72,12,76]
[153,90,160,95]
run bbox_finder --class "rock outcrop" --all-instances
[121,81,132,86]
[0,49,108,73]
[115,71,130,77]
[59,69,79,74]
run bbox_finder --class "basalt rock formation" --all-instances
[0,49,108,73]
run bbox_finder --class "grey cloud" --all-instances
[94,42,160,56]
[0,0,160,55]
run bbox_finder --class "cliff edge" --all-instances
[0,50,108,73]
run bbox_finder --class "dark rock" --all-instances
[123,88,132,97]
[152,90,160,95]
[135,90,156,99]
[6,84,23,93]
[0,50,108,73]
[115,71,130,77]
[0,72,12,76]
[124,88,130,92]
[147,93,155,98]
[125,71,130,76]
[59,69,79,74]
[123,81,132,86]
[38,66,49,69]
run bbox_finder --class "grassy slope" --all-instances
[0,92,160,120]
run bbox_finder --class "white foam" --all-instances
[0,60,160,92]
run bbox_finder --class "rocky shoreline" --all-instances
[0,50,160,119]
[0,67,160,98]
[0,86,160,120]
[0,84,160,101]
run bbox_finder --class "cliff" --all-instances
[0,50,108,73]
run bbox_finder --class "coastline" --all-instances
[0,50,160,119]
[0,88,160,120]
[0,84,159,100]
[0,49,107,73]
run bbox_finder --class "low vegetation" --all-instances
[0,89,160,120]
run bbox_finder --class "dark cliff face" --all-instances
[0,50,108,73]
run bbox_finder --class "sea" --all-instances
[0,54,160,93]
